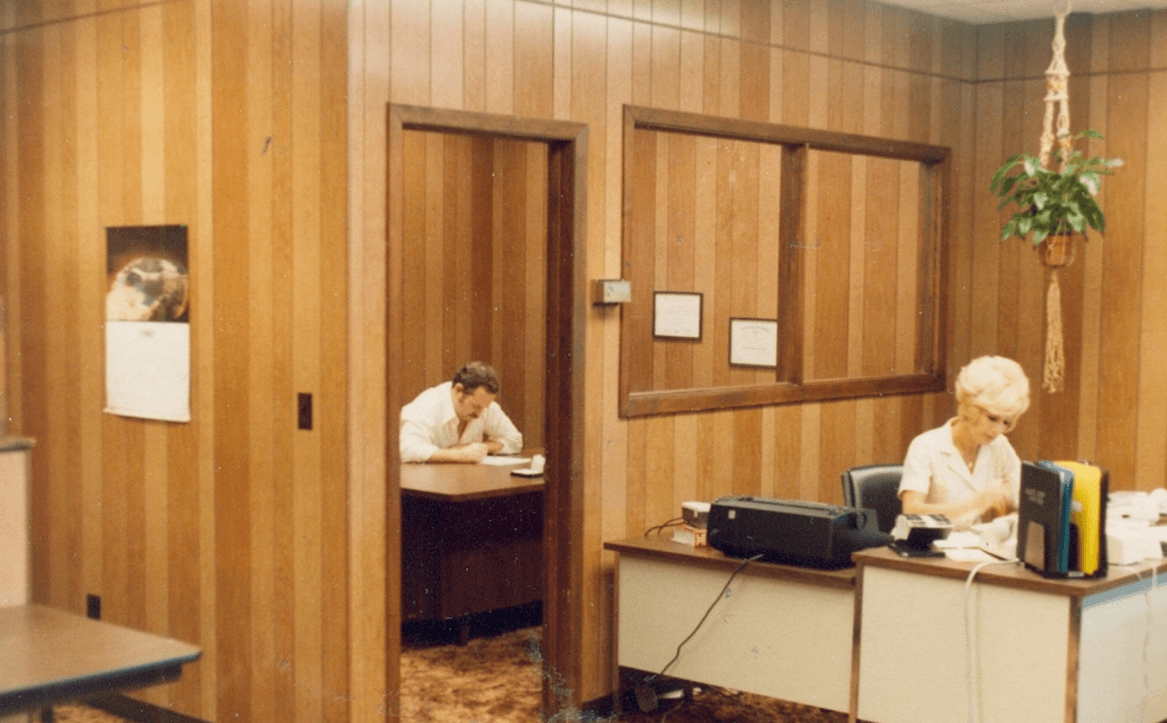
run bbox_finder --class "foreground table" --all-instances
[400,452,544,637]
[0,605,201,718]
[604,536,856,714]
[854,547,1167,723]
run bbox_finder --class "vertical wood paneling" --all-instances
[139,9,170,706]
[6,0,348,721]
[245,0,276,715]
[210,0,253,717]
[969,10,1163,482]
[9,2,1167,721]
[666,134,695,388]
[1095,71,1146,485]
[398,131,547,450]
[1137,67,1167,487]
[39,21,64,610]
[272,0,301,718]
[813,150,850,379]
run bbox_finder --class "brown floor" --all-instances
[398,613,847,722]
[52,618,846,723]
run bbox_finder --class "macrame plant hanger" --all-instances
[1037,1,1073,393]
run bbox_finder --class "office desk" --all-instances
[0,605,201,718]
[400,454,543,634]
[854,547,1167,723]
[604,536,856,713]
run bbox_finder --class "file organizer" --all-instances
[1016,460,1108,579]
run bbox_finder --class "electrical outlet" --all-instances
[87,594,101,619]
[298,393,313,430]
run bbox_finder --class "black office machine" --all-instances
[707,496,892,568]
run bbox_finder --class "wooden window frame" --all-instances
[619,106,950,418]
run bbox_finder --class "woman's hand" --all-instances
[980,477,1012,520]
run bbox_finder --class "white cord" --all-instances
[963,558,1020,723]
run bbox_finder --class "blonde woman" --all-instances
[898,356,1031,528]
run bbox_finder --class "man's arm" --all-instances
[481,404,522,455]
[424,443,490,463]
[399,416,440,463]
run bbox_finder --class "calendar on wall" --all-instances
[104,225,191,423]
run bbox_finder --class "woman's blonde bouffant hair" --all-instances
[954,356,1031,421]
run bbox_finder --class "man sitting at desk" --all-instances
[399,361,523,463]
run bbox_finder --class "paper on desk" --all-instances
[945,548,998,562]
[935,530,1017,560]
[934,531,981,549]
[480,456,531,466]
[934,532,992,560]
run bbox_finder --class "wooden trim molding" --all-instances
[386,104,588,719]
[619,105,950,418]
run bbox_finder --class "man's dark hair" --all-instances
[453,361,500,394]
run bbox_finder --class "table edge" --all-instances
[605,537,856,590]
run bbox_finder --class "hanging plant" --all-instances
[989,131,1121,394]
[989,129,1122,249]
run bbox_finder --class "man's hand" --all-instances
[450,442,490,463]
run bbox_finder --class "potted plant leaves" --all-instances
[989,129,1121,268]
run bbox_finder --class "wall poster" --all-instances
[104,225,191,422]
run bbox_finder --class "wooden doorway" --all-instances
[386,104,587,718]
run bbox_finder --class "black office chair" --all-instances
[841,464,903,534]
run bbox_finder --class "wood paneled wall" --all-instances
[1,2,350,723]
[972,13,1167,492]
[350,0,980,709]
[400,130,547,449]
[626,131,934,394]
[4,1,1166,721]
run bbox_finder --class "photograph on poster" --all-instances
[106,226,190,322]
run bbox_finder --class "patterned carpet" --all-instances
[53,617,846,722]
[398,613,847,723]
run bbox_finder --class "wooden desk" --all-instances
[604,536,856,713]
[0,605,201,717]
[853,547,1167,723]
[400,454,543,632]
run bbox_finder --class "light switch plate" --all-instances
[592,279,631,305]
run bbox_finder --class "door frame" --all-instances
[384,104,588,718]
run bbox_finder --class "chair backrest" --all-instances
[841,464,903,534]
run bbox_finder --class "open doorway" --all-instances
[386,104,587,719]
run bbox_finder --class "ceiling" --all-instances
[875,0,1167,24]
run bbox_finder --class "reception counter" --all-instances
[606,535,1167,722]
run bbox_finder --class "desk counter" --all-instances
[854,545,1165,598]
[605,536,856,714]
[0,604,201,716]
[853,547,1167,723]
[399,454,542,502]
[400,453,544,628]
[604,536,855,590]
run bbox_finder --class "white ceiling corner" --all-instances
[875,0,1167,24]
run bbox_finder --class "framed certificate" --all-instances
[653,292,703,340]
[729,318,778,368]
